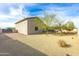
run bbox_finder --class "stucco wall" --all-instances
[28,19,42,34]
[15,20,28,35]
[15,18,42,35]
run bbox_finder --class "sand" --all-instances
[5,33,79,56]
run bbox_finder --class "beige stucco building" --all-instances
[15,17,42,35]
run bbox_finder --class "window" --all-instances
[35,26,38,31]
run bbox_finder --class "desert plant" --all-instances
[58,40,70,47]
[41,13,59,34]
[63,21,75,31]
[34,12,67,35]
[66,53,71,56]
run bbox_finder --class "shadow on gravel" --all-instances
[0,33,47,56]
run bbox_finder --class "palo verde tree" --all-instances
[34,13,58,34]
[41,13,58,33]
[55,19,65,33]
[34,12,66,34]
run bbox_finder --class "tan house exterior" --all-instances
[15,17,42,35]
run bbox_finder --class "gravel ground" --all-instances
[4,33,79,56]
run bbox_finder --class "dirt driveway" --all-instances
[2,33,79,56]
[0,33,46,56]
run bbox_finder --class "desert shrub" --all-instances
[58,40,70,47]
[72,37,74,39]
[66,53,71,56]
[63,21,75,31]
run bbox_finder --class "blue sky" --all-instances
[0,3,79,28]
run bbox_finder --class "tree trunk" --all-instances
[46,27,49,34]
[59,24,63,35]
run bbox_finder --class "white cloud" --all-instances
[1,4,79,28]
[9,5,30,19]
[10,8,20,16]
[0,4,30,28]
[43,6,79,28]
[69,16,79,28]
[0,22,15,29]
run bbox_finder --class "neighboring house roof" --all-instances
[15,17,38,24]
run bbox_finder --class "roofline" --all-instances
[15,17,38,24]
